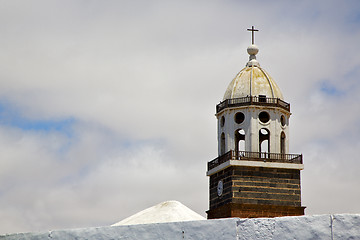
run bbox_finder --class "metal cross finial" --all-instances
[247,26,259,45]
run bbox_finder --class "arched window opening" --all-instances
[280,115,286,127]
[280,131,286,154]
[220,116,225,127]
[220,133,225,156]
[259,128,270,157]
[235,129,245,159]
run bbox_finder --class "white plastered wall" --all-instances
[217,107,290,156]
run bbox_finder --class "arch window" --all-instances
[220,116,225,127]
[259,128,270,156]
[280,115,286,127]
[220,133,225,156]
[280,131,286,154]
[235,129,245,158]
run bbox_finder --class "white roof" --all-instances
[111,200,205,226]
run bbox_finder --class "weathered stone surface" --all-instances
[332,214,360,239]
[207,203,305,219]
[236,217,275,239]
[2,215,360,239]
[209,166,304,217]
[272,215,332,239]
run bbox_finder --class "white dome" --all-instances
[223,45,284,100]
[223,66,284,100]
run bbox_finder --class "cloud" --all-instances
[0,0,360,234]
[0,121,207,233]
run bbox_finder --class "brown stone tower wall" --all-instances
[207,166,305,219]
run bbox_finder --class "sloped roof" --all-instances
[111,200,205,226]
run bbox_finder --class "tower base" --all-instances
[207,203,305,219]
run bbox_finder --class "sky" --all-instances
[0,0,360,234]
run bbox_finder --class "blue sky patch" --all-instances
[0,102,75,135]
[319,80,344,97]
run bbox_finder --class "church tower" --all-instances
[207,27,305,219]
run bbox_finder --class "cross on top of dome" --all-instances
[246,26,260,67]
[247,26,258,45]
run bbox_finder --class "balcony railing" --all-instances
[216,96,290,113]
[208,150,302,171]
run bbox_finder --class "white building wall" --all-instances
[4,214,360,239]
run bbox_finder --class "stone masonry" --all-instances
[207,166,305,219]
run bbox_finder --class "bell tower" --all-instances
[207,27,305,219]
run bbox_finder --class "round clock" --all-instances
[217,180,223,196]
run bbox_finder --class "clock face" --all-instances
[217,180,223,196]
